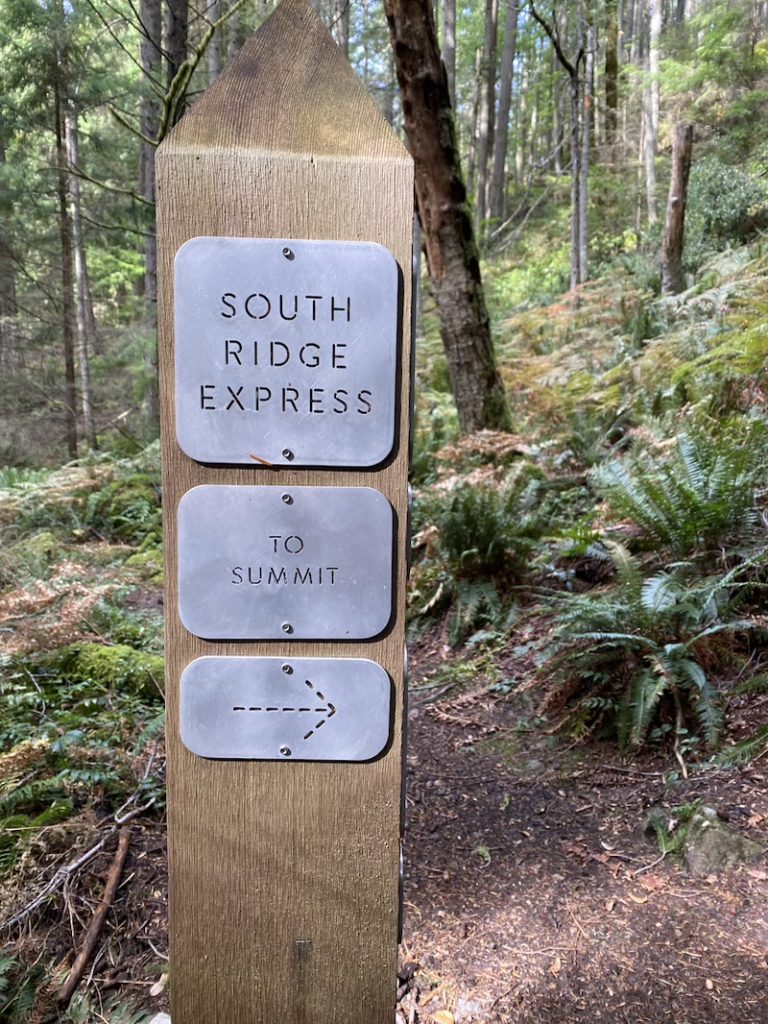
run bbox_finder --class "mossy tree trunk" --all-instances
[383,0,510,434]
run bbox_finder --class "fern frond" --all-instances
[694,679,725,748]
[714,725,768,767]
[629,668,669,747]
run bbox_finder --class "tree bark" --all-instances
[514,55,527,184]
[604,0,619,151]
[474,0,499,231]
[530,2,584,292]
[489,0,518,220]
[579,21,594,283]
[467,47,482,195]
[226,3,247,60]
[165,0,189,110]
[0,135,17,372]
[54,71,78,459]
[661,122,693,294]
[140,0,162,439]
[383,0,510,433]
[335,0,350,55]
[440,0,456,101]
[644,0,661,226]
[208,0,223,82]
[65,107,97,450]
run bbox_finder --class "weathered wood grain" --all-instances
[156,2,413,1021]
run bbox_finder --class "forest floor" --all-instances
[401,631,768,1024]
[4,598,768,1023]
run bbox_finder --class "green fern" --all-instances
[593,418,766,557]
[426,466,544,579]
[731,672,768,697]
[542,556,759,752]
[713,725,768,767]
[449,580,503,647]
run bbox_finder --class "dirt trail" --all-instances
[401,658,768,1024]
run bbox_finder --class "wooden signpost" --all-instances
[156,1,413,1021]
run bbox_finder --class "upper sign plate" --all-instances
[174,237,399,467]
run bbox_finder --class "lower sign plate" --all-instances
[179,656,393,761]
[177,485,394,640]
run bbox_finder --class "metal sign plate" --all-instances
[174,237,399,467]
[179,656,392,762]
[177,485,394,640]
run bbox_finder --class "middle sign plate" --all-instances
[177,485,394,641]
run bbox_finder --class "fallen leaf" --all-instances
[150,974,168,997]
[605,898,616,912]
[746,867,768,881]
[638,873,666,892]
[627,893,648,904]
[432,1012,455,1024]
[549,956,562,976]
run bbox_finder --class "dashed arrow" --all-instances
[231,677,336,743]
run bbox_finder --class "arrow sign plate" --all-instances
[179,656,393,761]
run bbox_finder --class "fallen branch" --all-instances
[0,804,148,933]
[58,826,132,1007]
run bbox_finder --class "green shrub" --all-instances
[0,530,60,587]
[80,472,162,545]
[686,158,768,268]
[49,643,164,699]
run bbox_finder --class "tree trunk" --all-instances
[335,0,350,56]
[0,135,17,372]
[605,0,619,151]
[208,0,222,82]
[140,0,162,439]
[54,74,78,459]
[65,106,97,450]
[644,0,661,226]
[489,0,518,220]
[552,48,563,174]
[440,0,456,101]
[474,0,499,231]
[383,0,510,433]
[530,2,584,293]
[514,55,527,184]
[579,23,594,283]
[467,47,482,195]
[661,122,693,294]
[569,66,581,291]
[226,3,247,60]
[165,0,189,106]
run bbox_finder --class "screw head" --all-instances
[282,663,293,674]
[282,247,294,260]
[281,493,293,504]
[279,746,292,757]
[281,622,294,634]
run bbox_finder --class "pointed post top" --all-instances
[164,0,407,161]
